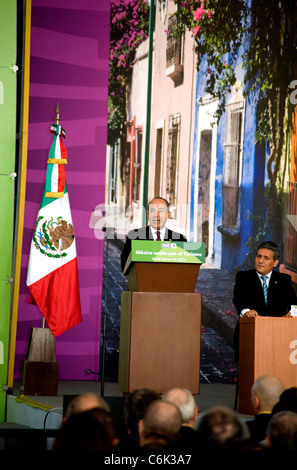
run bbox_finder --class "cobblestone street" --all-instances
[100,241,238,385]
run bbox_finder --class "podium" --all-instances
[118,240,204,394]
[238,317,297,415]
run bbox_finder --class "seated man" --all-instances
[233,240,297,360]
[195,406,250,450]
[117,388,161,450]
[138,400,182,450]
[247,375,285,445]
[266,410,297,450]
[162,387,199,450]
[121,196,187,272]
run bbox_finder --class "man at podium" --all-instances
[121,196,187,272]
[233,240,297,359]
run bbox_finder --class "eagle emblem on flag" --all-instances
[33,215,74,258]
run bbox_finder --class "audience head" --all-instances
[65,393,110,418]
[123,388,161,437]
[272,387,297,415]
[266,410,297,450]
[251,375,285,414]
[138,399,182,449]
[52,408,118,450]
[55,385,297,451]
[163,388,199,428]
[195,406,250,449]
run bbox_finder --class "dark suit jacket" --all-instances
[175,426,197,451]
[120,225,187,273]
[233,269,297,318]
[233,269,297,360]
[247,413,272,444]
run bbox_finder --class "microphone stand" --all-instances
[100,226,114,397]
[86,210,115,397]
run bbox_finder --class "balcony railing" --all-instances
[166,14,183,84]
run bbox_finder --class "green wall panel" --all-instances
[0,176,14,278]
[0,0,17,422]
[0,69,17,173]
[0,1,16,65]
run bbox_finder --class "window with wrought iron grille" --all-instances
[133,128,142,203]
[166,14,184,84]
[166,113,180,205]
[109,141,119,204]
[222,101,244,231]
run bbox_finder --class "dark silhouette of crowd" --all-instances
[50,376,297,451]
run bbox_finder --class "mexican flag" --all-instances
[26,122,82,337]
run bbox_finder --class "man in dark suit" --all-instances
[247,375,285,445]
[121,196,187,273]
[233,241,297,360]
[162,387,199,451]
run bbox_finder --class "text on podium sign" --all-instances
[131,241,205,264]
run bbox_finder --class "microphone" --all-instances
[84,369,99,375]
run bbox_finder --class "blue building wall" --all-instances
[190,53,268,274]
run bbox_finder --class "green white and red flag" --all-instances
[26,121,82,337]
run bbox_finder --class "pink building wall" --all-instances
[149,2,197,237]
[15,0,110,380]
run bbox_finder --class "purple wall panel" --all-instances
[15,0,110,380]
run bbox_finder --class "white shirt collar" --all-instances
[151,226,166,240]
[257,270,273,284]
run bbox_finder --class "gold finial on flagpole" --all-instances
[56,103,60,125]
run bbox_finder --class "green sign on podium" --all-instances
[131,240,205,264]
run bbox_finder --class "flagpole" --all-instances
[100,233,109,397]
[56,103,60,124]
[41,104,60,332]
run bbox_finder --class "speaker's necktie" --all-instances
[261,275,268,304]
[156,230,161,241]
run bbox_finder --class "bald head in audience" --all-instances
[251,375,285,414]
[138,400,182,449]
[66,393,110,418]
